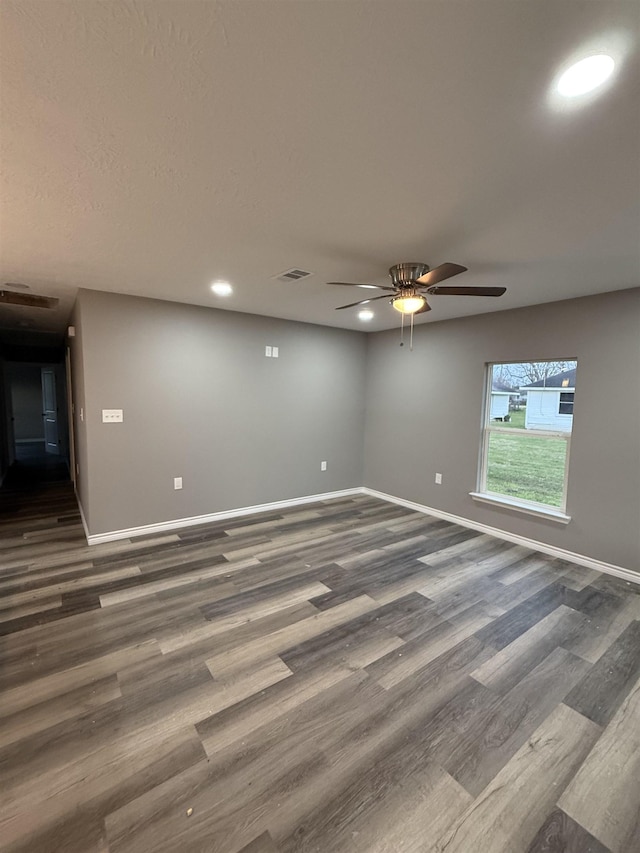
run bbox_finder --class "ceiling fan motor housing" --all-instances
[389,262,430,288]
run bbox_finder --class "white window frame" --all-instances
[473,360,576,522]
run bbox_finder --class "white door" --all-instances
[41,368,60,455]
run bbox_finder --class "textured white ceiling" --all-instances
[1,0,639,335]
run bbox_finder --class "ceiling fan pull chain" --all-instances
[399,312,405,347]
[410,312,414,351]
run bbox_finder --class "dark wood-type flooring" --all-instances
[1,483,640,852]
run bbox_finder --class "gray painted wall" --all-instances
[363,288,640,571]
[72,289,367,535]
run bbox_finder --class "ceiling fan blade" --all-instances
[335,293,393,310]
[425,286,506,297]
[0,290,59,309]
[416,262,467,287]
[415,300,432,314]
[327,282,394,291]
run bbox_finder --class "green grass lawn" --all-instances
[485,428,567,508]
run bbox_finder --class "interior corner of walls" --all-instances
[75,491,91,543]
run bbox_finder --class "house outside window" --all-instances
[476,360,577,516]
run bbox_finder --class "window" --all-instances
[476,360,577,518]
[559,392,574,415]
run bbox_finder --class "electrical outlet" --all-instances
[174,477,183,490]
[321,461,327,471]
[265,345,272,357]
[435,473,442,484]
[272,346,279,358]
[102,409,123,423]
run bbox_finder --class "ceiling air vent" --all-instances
[0,290,59,309]
[273,268,314,283]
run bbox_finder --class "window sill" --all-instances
[469,492,571,524]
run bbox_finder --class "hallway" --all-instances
[0,440,71,530]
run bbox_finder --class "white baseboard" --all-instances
[84,488,362,546]
[362,487,640,586]
[80,482,639,586]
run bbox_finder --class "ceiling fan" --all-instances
[0,283,59,310]
[329,262,506,315]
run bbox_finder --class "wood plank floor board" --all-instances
[421,533,506,567]
[434,703,602,853]
[564,619,640,725]
[268,640,509,852]
[0,673,122,749]
[491,562,576,611]
[273,747,470,853]
[559,673,640,853]
[238,832,281,853]
[244,675,475,851]
[438,646,591,796]
[279,615,405,672]
[1,656,292,811]
[473,582,573,650]
[0,597,101,638]
[0,639,162,717]
[0,559,102,590]
[157,581,331,654]
[202,595,380,677]
[526,808,612,853]
[196,663,359,759]
[103,678,391,853]
[1,730,208,853]
[226,554,328,594]
[297,591,443,647]
[0,564,142,608]
[471,604,591,695]
[1,485,639,852]
[563,592,640,664]
[0,594,62,623]
[364,605,496,690]
[419,571,503,616]
[591,573,640,599]
[306,553,439,610]
[199,572,330,621]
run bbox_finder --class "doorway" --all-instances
[1,359,70,488]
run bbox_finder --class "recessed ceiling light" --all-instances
[557,54,615,96]
[211,281,232,296]
[358,310,374,321]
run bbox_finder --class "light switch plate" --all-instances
[272,346,279,358]
[102,409,123,423]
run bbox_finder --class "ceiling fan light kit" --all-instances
[392,294,426,314]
